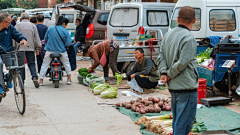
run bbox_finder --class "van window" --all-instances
[61,14,74,23]
[147,10,168,26]
[170,8,201,31]
[209,9,236,31]
[97,13,109,25]
[110,8,138,27]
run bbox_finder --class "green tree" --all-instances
[0,0,19,9]
[19,0,39,9]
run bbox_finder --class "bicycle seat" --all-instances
[50,53,61,58]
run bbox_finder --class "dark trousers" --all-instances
[19,51,38,82]
[127,74,158,89]
[103,46,120,78]
[36,55,43,73]
[171,92,198,135]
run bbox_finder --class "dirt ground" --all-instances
[76,54,240,114]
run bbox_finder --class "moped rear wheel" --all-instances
[55,80,59,88]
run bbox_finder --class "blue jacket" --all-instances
[0,25,26,54]
[44,25,71,53]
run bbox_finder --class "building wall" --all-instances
[37,0,48,8]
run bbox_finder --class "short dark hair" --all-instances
[135,48,144,54]
[178,6,195,24]
[37,14,44,22]
[30,16,37,23]
[0,13,10,23]
[76,18,81,22]
[83,45,91,56]
[56,16,69,26]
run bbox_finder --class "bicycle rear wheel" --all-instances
[13,72,26,115]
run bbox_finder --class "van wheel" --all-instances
[125,62,135,73]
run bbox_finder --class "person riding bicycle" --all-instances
[39,16,72,85]
[0,13,28,96]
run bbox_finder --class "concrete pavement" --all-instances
[0,67,141,135]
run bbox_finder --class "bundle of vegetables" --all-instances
[191,121,207,132]
[100,87,118,98]
[78,68,89,78]
[196,48,213,63]
[135,115,173,135]
[93,84,110,95]
[114,73,126,86]
[90,83,101,92]
[115,97,171,114]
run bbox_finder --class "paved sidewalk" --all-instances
[0,68,141,135]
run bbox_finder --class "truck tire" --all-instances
[125,62,135,73]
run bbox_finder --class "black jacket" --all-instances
[75,24,85,42]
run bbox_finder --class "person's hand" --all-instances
[36,51,39,55]
[160,75,170,83]
[73,41,76,44]
[88,67,93,73]
[20,39,27,47]
[77,41,80,43]
[231,62,236,68]
[130,74,136,80]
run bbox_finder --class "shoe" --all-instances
[39,82,44,86]
[104,77,110,82]
[33,77,39,88]
[66,81,72,85]
[0,86,3,95]
[8,82,13,88]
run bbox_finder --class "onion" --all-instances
[125,103,132,109]
[122,102,127,107]
[136,107,140,112]
[137,97,142,101]
[115,103,120,107]
[165,105,171,111]
[148,97,154,102]
[149,107,155,113]
[144,107,149,113]
[130,100,135,104]
[143,99,148,104]
[131,105,136,112]
[154,98,160,103]
[162,105,166,111]
[158,102,164,108]
[154,107,161,113]
[139,109,146,114]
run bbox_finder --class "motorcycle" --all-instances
[49,53,63,88]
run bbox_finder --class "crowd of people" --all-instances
[0,6,199,135]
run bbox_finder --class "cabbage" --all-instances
[93,84,110,95]
[100,87,118,98]
[114,73,123,86]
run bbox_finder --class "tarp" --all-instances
[115,106,240,135]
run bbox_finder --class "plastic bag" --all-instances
[127,78,143,93]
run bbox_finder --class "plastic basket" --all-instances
[1,52,25,68]
[197,65,214,87]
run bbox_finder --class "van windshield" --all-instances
[110,8,138,27]
[170,8,201,31]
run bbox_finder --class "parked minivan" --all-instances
[170,0,240,41]
[106,2,175,40]
[85,10,110,46]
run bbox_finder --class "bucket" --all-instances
[198,78,207,104]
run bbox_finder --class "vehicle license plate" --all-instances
[116,36,127,40]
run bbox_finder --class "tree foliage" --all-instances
[19,0,39,9]
[0,0,19,9]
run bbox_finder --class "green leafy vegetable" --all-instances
[196,48,213,63]
[93,84,110,95]
[114,73,123,86]
[100,87,118,98]
[78,68,88,74]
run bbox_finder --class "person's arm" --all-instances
[33,25,42,51]
[133,58,154,76]
[167,36,196,79]
[157,40,169,83]
[126,64,137,80]
[88,51,100,72]
[64,30,72,47]
[44,29,49,42]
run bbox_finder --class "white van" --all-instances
[170,0,240,41]
[106,2,175,40]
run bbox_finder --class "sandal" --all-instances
[66,80,72,85]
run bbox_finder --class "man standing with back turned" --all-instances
[157,7,198,135]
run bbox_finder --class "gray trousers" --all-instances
[0,56,5,87]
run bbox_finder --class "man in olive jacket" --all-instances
[157,7,198,135]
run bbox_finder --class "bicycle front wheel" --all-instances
[13,72,26,115]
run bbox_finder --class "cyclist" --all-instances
[0,13,27,96]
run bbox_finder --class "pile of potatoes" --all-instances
[116,97,171,114]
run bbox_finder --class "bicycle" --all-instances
[0,45,26,115]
